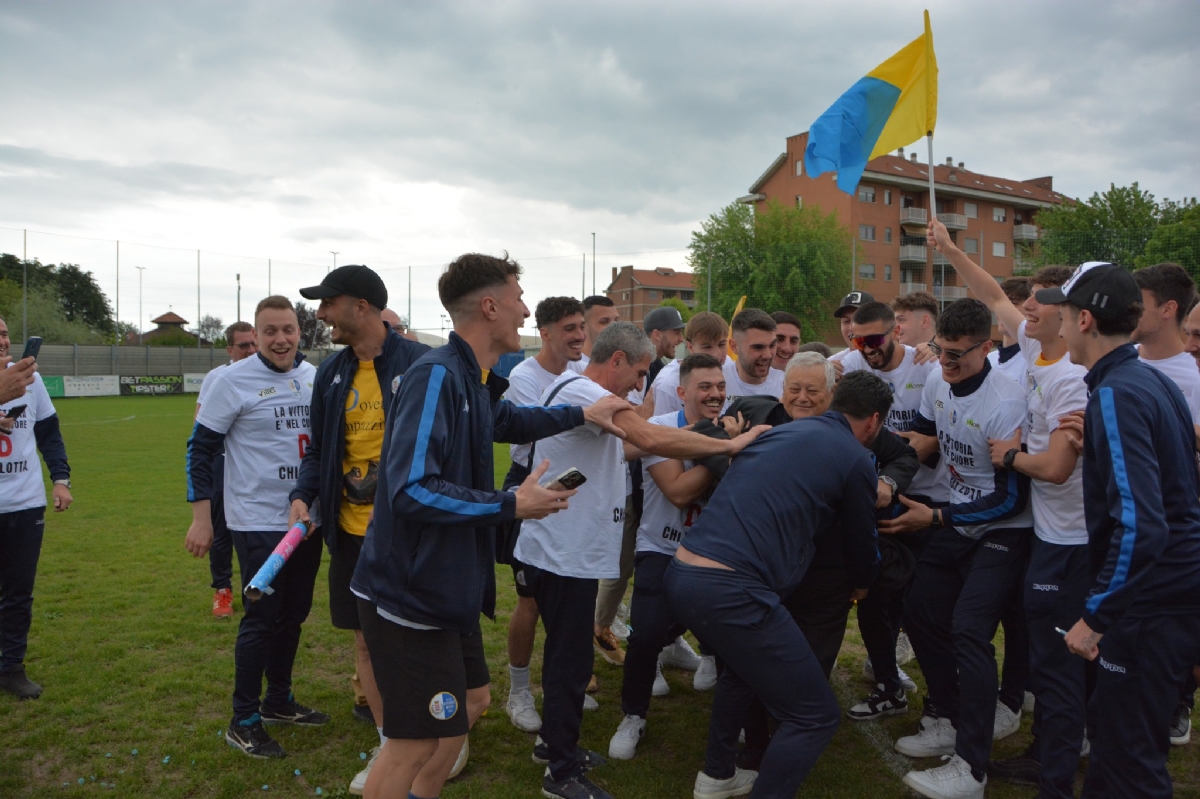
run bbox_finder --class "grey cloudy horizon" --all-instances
[1,0,1197,330]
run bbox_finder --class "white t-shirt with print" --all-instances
[650,358,685,417]
[0,371,58,513]
[1139,350,1200,422]
[514,373,627,579]
[1017,322,1089,546]
[195,356,319,532]
[636,410,710,556]
[196,362,229,407]
[503,356,564,468]
[920,367,1033,538]
[842,345,944,501]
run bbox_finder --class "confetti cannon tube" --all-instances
[244,521,308,601]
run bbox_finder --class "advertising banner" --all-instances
[119,375,184,395]
[183,373,207,393]
[64,376,120,397]
[41,376,65,398]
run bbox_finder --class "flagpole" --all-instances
[926,132,941,302]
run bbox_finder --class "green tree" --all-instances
[146,327,201,347]
[1136,204,1200,276]
[688,200,852,342]
[0,278,108,344]
[0,254,115,336]
[1033,184,1197,268]
[658,297,694,323]
[295,301,330,348]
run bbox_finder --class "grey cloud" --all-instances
[286,226,374,243]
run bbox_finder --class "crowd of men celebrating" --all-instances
[3,222,1200,799]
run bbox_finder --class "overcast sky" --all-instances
[1,1,1197,332]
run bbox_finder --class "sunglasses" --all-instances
[851,333,889,351]
[928,340,986,362]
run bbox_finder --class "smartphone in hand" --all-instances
[21,336,43,362]
[541,467,587,491]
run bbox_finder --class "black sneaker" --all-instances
[352,702,376,725]
[1170,702,1192,746]
[533,736,607,772]
[988,742,1041,785]
[260,696,330,727]
[541,770,614,799]
[0,667,43,700]
[846,684,908,720]
[226,716,287,759]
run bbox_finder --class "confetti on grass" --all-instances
[162,756,170,764]
[359,751,367,760]
[131,749,138,756]
[294,769,301,776]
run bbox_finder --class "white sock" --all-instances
[377,726,386,747]
[509,664,531,695]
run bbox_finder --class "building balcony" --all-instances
[932,251,952,266]
[898,282,927,295]
[1013,224,1039,241]
[899,244,928,263]
[938,213,967,230]
[932,285,969,301]
[900,208,928,225]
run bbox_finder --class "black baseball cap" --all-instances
[299,265,388,309]
[834,290,874,318]
[644,306,686,333]
[1034,262,1140,320]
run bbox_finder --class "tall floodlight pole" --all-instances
[583,254,586,299]
[407,267,412,336]
[115,240,120,344]
[268,259,272,295]
[135,267,145,345]
[330,251,339,274]
[591,233,596,295]
[237,273,242,322]
[22,230,27,345]
[197,250,202,348]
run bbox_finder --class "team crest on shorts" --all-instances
[429,691,458,720]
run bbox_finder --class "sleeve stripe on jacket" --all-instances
[951,468,1019,523]
[186,421,198,502]
[1085,387,1139,615]
[404,364,502,517]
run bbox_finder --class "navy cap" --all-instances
[834,290,874,318]
[644,306,686,333]
[299,265,388,309]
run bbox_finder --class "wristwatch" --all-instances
[53,479,71,489]
[879,475,899,497]
[1003,448,1020,470]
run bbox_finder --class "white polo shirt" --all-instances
[0,372,57,513]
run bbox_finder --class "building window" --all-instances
[622,292,629,301]
[795,195,803,208]
[963,238,978,254]
[992,241,1007,257]
[662,290,676,299]
[859,225,876,241]
[647,290,658,300]
[795,159,803,176]
[858,186,876,203]
[884,190,893,206]
[681,291,694,301]
[965,202,978,218]
[884,265,893,281]
[884,227,893,244]
[859,264,876,280]
[993,206,1007,223]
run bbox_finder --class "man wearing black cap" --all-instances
[1038,263,1200,799]
[288,264,430,795]
[830,290,874,369]
[641,306,686,391]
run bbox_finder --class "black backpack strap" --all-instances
[527,376,585,471]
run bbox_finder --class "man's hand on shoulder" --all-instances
[583,394,632,438]
[726,424,771,455]
[514,460,577,520]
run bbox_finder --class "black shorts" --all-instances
[329,529,365,629]
[357,598,490,740]
[512,558,536,599]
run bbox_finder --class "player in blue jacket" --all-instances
[1040,262,1200,799]
[350,253,629,799]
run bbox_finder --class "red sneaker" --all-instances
[213,588,234,618]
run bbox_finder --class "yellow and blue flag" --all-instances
[804,11,938,195]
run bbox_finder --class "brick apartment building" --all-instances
[605,265,698,325]
[739,131,1066,309]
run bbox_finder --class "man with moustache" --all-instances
[186,296,324,759]
[829,291,873,367]
[288,265,430,793]
[723,309,782,407]
[501,296,588,733]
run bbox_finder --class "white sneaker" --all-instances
[583,693,599,711]
[993,700,1021,741]
[348,745,380,796]
[611,616,631,641]
[896,631,915,665]
[693,655,718,691]
[661,636,703,671]
[862,657,916,692]
[902,754,985,799]
[895,715,957,758]
[1022,690,1036,713]
[447,736,469,779]
[693,767,757,799]
[653,659,670,697]
[608,714,646,760]
[507,689,542,732]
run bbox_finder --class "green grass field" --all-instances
[2,395,1196,798]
